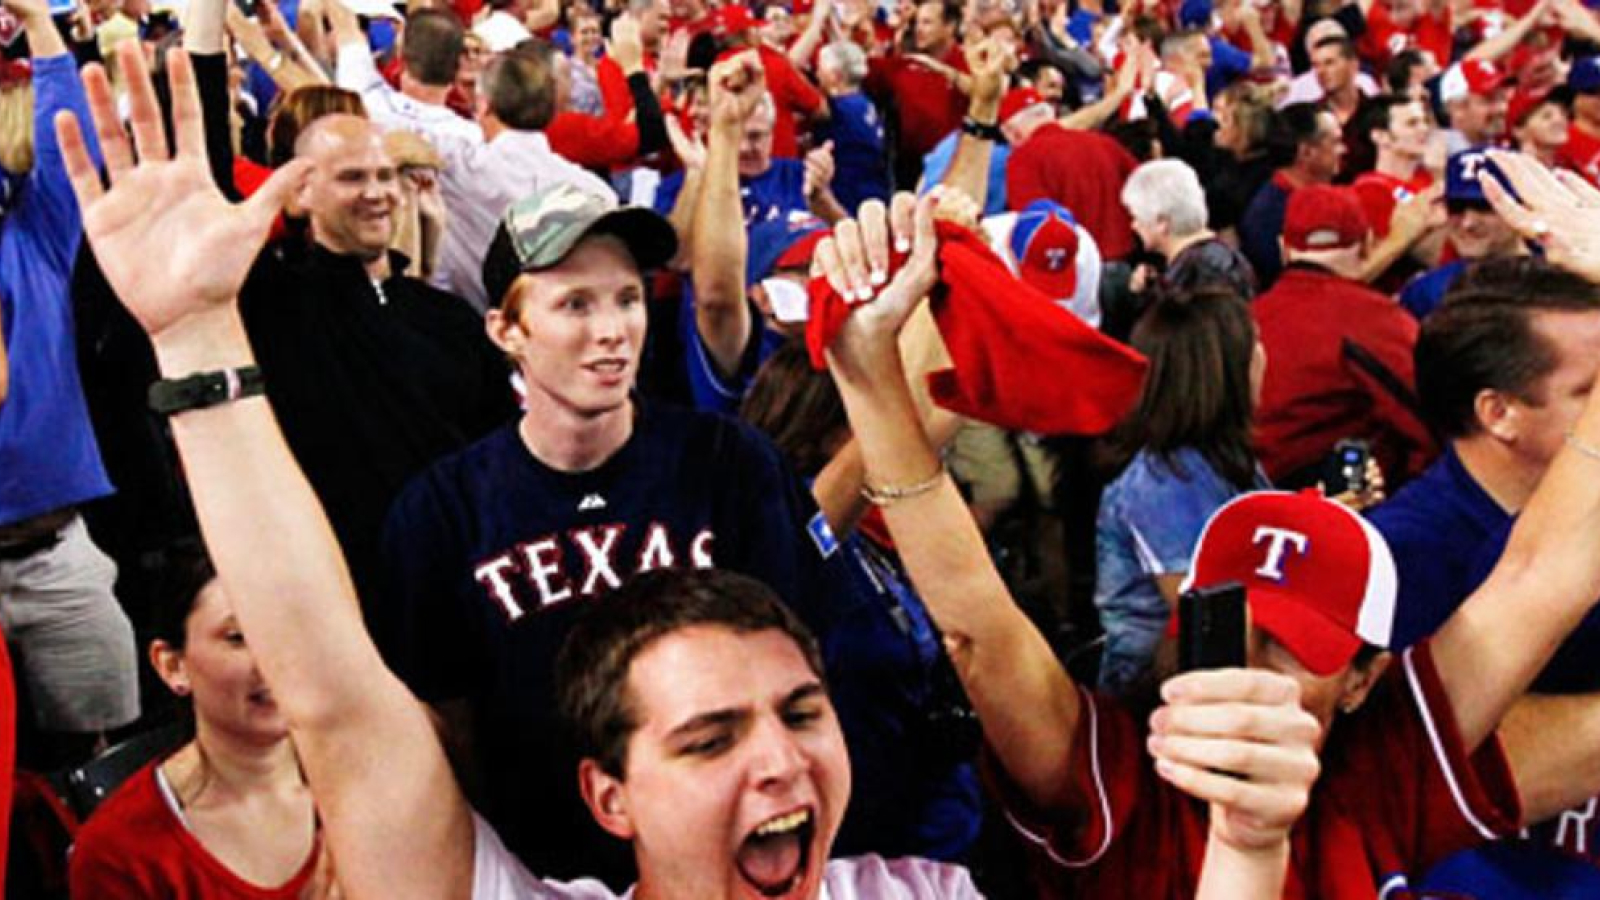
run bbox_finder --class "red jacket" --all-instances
[1252,265,1437,485]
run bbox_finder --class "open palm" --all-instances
[55,44,307,342]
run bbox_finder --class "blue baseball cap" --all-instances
[746,214,829,286]
[1445,147,1517,205]
[1178,0,1213,29]
[1570,56,1600,94]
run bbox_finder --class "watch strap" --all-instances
[148,366,266,415]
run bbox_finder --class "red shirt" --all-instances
[1252,265,1437,484]
[1352,168,1434,238]
[1006,124,1139,261]
[1561,122,1600,184]
[69,760,321,898]
[1001,643,1521,898]
[548,57,642,169]
[1359,4,1452,69]
[757,44,824,159]
[865,47,968,160]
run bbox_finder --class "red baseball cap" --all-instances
[1282,185,1368,252]
[1010,200,1080,298]
[1179,490,1397,675]
[711,4,760,36]
[1440,59,1508,105]
[1506,86,1559,129]
[999,86,1050,126]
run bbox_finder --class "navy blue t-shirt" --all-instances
[653,158,808,226]
[1238,176,1291,290]
[377,401,849,886]
[814,93,891,217]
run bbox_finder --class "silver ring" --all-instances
[1530,219,1551,238]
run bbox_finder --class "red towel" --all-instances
[806,222,1149,435]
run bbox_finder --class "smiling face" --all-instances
[299,116,400,262]
[151,582,289,745]
[1377,99,1432,160]
[1516,100,1570,151]
[487,235,646,422]
[582,626,850,900]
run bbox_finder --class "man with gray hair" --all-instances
[1122,158,1256,300]
[814,41,890,215]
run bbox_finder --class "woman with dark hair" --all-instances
[740,340,983,864]
[68,541,329,897]
[1093,287,1269,697]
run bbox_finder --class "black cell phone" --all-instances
[1178,582,1247,673]
[1322,438,1371,496]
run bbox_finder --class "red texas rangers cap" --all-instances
[712,4,761,36]
[1000,86,1050,125]
[1010,199,1080,299]
[1180,490,1397,675]
[1282,184,1368,253]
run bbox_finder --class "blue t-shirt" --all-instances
[825,531,982,862]
[677,291,785,416]
[0,54,113,526]
[815,92,890,217]
[920,132,1010,216]
[1094,447,1268,695]
[1239,176,1291,290]
[1398,259,1467,320]
[653,159,808,226]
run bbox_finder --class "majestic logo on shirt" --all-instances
[473,522,715,621]
[578,494,607,511]
[1252,526,1309,582]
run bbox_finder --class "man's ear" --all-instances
[485,306,525,355]
[578,758,637,840]
[1474,388,1520,442]
[1337,651,1391,714]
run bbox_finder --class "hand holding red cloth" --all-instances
[806,221,1149,436]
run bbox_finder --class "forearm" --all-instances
[627,73,667,157]
[941,90,997,209]
[691,120,752,369]
[1501,693,1600,823]
[665,168,703,269]
[1465,12,1535,60]
[1435,390,1600,750]
[22,8,67,59]
[1197,835,1290,900]
[829,341,1080,808]
[1244,18,1275,70]
[808,187,848,223]
[1355,228,1416,282]
[1060,82,1130,131]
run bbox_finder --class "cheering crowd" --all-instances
[4,0,1600,892]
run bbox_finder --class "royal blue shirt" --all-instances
[1398,259,1467,320]
[0,54,113,527]
[653,158,808,226]
[677,292,784,416]
[815,92,890,217]
[1206,36,1253,97]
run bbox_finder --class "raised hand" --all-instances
[1483,150,1600,284]
[607,13,645,75]
[54,43,310,347]
[707,49,767,128]
[964,36,1016,105]
[664,114,707,170]
[1148,669,1322,853]
[803,140,835,198]
[815,190,945,368]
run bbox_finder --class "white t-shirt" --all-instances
[471,816,984,899]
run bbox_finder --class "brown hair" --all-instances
[482,40,558,131]
[1100,287,1260,490]
[740,340,847,478]
[555,569,824,778]
[403,8,467,87]
[266,85,366,168]
[0,82,35,174]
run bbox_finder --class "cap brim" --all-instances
[1248,587,1362,677]
[1020,265,1077,299]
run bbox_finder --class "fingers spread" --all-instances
[167,48,207,161]
[82,63,134,182]
[53,110,105,207]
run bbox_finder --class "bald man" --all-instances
[234,114,515,617]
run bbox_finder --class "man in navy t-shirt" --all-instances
[1368,260,1600,897]
[377,181,851,888]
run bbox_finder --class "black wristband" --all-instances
[148,367,266,416]
[961,117,1003,142]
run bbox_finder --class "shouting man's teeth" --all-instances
[753,810,810,837]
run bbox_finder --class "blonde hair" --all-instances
[0,83,35,174]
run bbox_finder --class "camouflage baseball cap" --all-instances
[481,182,679,307]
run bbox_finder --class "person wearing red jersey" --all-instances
[1004,87,1140,261]
[1360,0,1452,70]
[865,0,968,189]
[1353,96,1437,239]
[810,168,1600,899]
[1562,57,1600,182]
[710,4,828,159]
